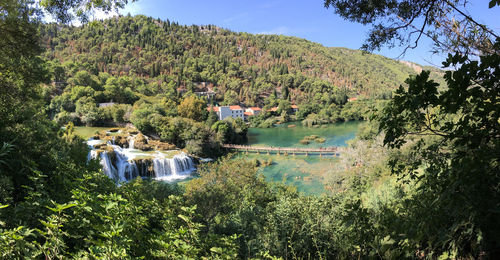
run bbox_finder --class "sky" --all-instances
[90,0,499,67]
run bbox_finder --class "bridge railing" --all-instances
[222,144,338,152]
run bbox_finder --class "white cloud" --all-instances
[257,26,290,35]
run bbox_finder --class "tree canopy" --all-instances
[324,0,500,56]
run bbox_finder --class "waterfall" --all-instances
[87,139,195,182]
[112,145,140,181]
[153,153,195,181]
[99,150,118,180]
[128,136,135,149]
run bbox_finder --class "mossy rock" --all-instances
[128,129,139,135]
[134,142,153,151]
[104,145,115,154]
[299,139,310,145]
[114,135,129,147]
[97,131,112,141]
[99,135,113,142]
[149,140,176,151]
[133,133,153,151]
[315,137,326,143]
[95,146,116,163]
[262,158,273,166]
[94,143,107,149]
[134,133,148,144]
[122,127,139,135]
[304,135,320,141]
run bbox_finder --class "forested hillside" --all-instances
[40,15,443,106]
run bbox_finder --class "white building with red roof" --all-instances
[245,107,262,116]
[207,105,244,120]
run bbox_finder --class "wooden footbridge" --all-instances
[223,144,340,157]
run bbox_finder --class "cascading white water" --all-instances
[87,139,195,182]
[128,137,135,149]
[99,150,118,180]
[111,145,140,181]
[153,153,195,181]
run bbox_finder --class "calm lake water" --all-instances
[239,121,362,195]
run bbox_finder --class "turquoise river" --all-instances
[238,121,361,195]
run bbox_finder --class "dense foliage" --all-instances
[376,49,500,257]
[1,0,499,258]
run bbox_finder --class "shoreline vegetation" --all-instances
[2,0,498,258]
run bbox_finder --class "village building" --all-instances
[243,111,252,121]
[208,104,296,121]
[207,105,244,121]
[245,107,262,116]
[193,82,216,101]
[244,107,262,121]
[177,82,217,102]
[267,105,299,114]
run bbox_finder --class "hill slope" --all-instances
[40,15,443,106]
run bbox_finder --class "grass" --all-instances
[74,126,114,139]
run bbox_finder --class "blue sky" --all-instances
[109,0,500,66]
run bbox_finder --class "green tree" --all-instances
[324,0,499,56]
[177,95,208,121]
[221,90,238,105]
[276,99,291,115]
[206,109,219,127]
[68,70,101,91]
[75,97,100,126]
[377,49,500,257]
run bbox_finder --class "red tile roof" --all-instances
[207,106,219,112]
[249,107,262,111]
[229,105,243,110]
[267,107,278,112]
[244,111,253,116]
